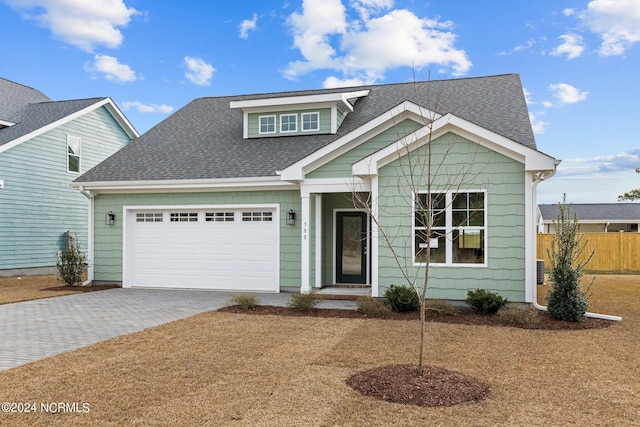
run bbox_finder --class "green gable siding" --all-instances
[376,132,527,301]
[307,119,422,179]
[92,190,302,287]
[0,106,130,271]
[247,108,331,138]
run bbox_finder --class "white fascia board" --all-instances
[0,98,139,155]
[230,90,370,111]
[353,113,557,176]
[71,176,298,194]
[280,101,437,181]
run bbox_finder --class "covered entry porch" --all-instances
[299,182,378,298]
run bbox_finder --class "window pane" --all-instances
[452,229,484,264]
[68,155,80,173]
[452,193,468,209]
[415,230,445,264]
[302,112,318,130]
[469,192,484,209]
[281,114,297,132]
[260,116,275,133]
[469,210,484,226]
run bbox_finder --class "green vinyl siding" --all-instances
[248,108,331,138]
[0,106,130,270]
[376,132,527,301]
[307,119,422,179]
[92,190,302,287]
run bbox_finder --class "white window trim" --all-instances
[301,112,320,132]
[67,135,81,174]
[258,115,276,134]
[279,113,298,133]
[413,190,487,267]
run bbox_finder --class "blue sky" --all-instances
[2,0,639,204]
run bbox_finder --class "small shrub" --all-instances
[288,292,319,311]
[496,304,538,327]
[56,232,87,287]
[424,299,456,318]
[465,289,508,315]
[384,284,419,312]
[229,294,260,310]
[356,297,392,318]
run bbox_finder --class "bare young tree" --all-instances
[351,80,485,374]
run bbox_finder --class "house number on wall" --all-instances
[303,221,308,240]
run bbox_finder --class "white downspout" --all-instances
[78,186,94,286]
[531,175,621,321]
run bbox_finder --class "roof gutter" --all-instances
[78,186,94,287]
[531,173,622,322]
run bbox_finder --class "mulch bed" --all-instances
[346,364,491,407]
[41,284,120,293]
[218,304,616,330]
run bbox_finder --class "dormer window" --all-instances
[280,114,297,133]
[259,115,276,134]
[301,112,319,132]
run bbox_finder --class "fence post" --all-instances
[619,230,624,272]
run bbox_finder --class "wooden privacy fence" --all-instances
[537,232,640,273]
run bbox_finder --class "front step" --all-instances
[313,285,371,300]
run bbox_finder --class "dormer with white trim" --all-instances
[230,90,370,138]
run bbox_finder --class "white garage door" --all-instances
[125,207,279,291]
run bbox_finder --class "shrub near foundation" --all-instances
[356,297,392,318]
[496,304,538,327]
[465,289,508,315]
[384,284,419,312]
[288,292,319,311]
[424,299,456,318]
[229,294,260,310]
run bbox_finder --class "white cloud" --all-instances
[548,83,588,105]
[557,148,640,176]
[284,0,471,83]
[239,13,258,39]
[580,0,640,56]
[87,54,136,83]
[183,56,216,86]
[6,0,138,52]
[323,75,370,88]
[121,101,173,114]
[529,112,548,134]
[523,88,534,105]
[550,34,585,59]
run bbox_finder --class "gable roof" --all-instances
[75,74,537,184]
[538,203,640,222]
[0,78,138,153]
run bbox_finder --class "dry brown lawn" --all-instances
[0,275,113,305]
[0,275,638,426]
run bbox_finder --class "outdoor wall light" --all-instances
[105,211,116,226]
[287,209,296,226]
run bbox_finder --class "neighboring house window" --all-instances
[67,135,81,173]
[280,114,297,133]
[414,191,486,265]
[301,112,319,131]
[206,212,235,222]
[259,115,276,134]
[242,212,273,222]
[170,212,198,222]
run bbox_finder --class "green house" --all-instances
[0,78,138,276]
[73,74,557,302]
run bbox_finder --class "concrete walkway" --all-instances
[0,288,357,371]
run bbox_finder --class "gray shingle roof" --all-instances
[538,203,640,221]
[0,78,107,148]
[76,74,536,183]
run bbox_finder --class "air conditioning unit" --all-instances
[536,260,545,284]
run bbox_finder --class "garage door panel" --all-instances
[127,207,279,291]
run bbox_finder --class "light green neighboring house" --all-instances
[0,78,138,276]
[73,74,557,302]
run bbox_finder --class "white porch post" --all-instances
[370,176,379,297]
[301,193,311,293]
[314,194,322,288]
[525,172,536,303]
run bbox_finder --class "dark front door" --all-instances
[336,211,367,284]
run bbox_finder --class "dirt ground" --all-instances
[0,275,637,426]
